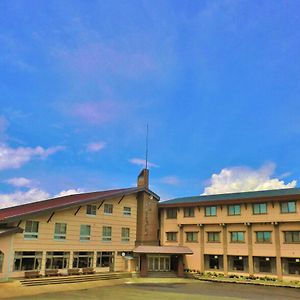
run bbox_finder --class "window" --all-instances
[54,223,67,240]
[230,231,245,243]
[14,251,42,271]
[184,207,195,217]
[121,227,130,242]
[73,252,93,268]
[166,208,177,219]
[280,201,296,213]
[230,256,245,271]
[46,252,69,269]
[24,221,39,239]
[205,206,217,216]
[258,257,271,273]
[186,231,198,242]
[80,225,91,241]
[228,205,241,216]
[102,226,112,241]
[286,258,300,275]
[284,231,300,243]
[86,205,97,216]
[166,232,177,241]
[207,232,220,243]
[253,203,267,214]
[256,231,271,243]
[0,251,3,273]
[123,207,131,216]
[96,252,114,268]
[208,255,221,269]
[104,204,113,215]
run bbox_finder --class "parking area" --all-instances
[6,279,300,300]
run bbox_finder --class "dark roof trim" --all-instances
[0,187,159,224]
[0,227,23,237]
[159,188,300,208]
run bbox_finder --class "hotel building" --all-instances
[0,169,300,281]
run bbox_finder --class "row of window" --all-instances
[206,255,300,275]
[166,201,297,219]
[13,251,115,271]
[24,220,130,242]
[86,204,131,216]
[166,230,300,243]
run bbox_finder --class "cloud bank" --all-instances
[86,142,106,152]
[202,163,297,195]
[5,177,32,188]
[0,144,65,170]
[129,158,159,168]
[0,187,85,209]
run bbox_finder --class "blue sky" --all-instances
[0,0,300,206]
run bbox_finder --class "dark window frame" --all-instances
[284,231,300,243]
[207,232,221,243]
[205,206,217,217]
[166,208,177,219]
[252,203,267,215]
[230,231,245,243]
[228,204,241,216]
[280,201,296,214]
[186,231,198,243]
[166,232,177,242]
[184,207,195,218]
[256,231,272,243]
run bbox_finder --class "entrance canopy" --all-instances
[133,245,193,255]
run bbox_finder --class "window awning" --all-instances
[133,245,193,255]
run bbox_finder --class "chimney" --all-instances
[137,169,149,188]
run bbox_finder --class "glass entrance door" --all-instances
[148,256,170,271]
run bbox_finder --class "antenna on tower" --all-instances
[145,123,149,170]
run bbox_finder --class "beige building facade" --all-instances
[159,190,300,281]
[0,169,300,281]
[0,170,160,279]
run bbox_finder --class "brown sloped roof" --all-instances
[133,245,193,255]
[0,187,159,223]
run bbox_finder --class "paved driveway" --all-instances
[8,280,300,300]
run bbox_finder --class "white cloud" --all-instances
[160,176,180,186]
[0,188,50,209]
[129,158,159,168]
[202,162,297,195]
[5,177,32,188]
[0,144,65,170]
[55,189,84,198]
[86,142,106,152]
[0,187,85,209]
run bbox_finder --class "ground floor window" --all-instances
[254,257,276,274]
[14,251,42,271]
[0,251,3,272]
[73,252,93,268]
[229,256,247,272]
[206,255,223,270]
[148,255,170,272]
[259,257,271,273]
[46,252,70,269]
[283,258,300,275]
[97,252,114,267]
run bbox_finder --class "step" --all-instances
[20,272,132,286]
